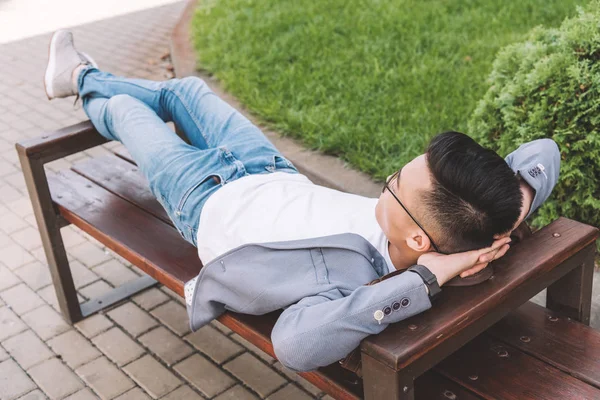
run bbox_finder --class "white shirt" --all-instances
[196,172,396,273]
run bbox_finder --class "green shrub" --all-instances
[469,1,600,231]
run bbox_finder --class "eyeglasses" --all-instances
[382,170,446,254]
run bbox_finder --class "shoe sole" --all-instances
[44,31,62,100]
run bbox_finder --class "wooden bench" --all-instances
[16,121,600,399]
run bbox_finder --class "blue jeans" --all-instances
[79,68,298,246]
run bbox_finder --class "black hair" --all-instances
[422,131,522,253]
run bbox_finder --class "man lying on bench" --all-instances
[44,30,560,372]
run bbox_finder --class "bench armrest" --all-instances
[361,217,598,375]
[15,121,107,164]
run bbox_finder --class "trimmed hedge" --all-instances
[469,1,600,231]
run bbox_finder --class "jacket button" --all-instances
[392,302,401,311]
[384,306,392,315]
[401,298,410,307]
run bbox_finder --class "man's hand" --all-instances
[417,237,512,286]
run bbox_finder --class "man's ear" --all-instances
[406,230,432,253]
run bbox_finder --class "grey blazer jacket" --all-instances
[185,138,560,372]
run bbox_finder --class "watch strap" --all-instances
[407,264,441,299]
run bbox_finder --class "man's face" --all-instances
[375,154,435,253]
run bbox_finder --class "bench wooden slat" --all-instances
[48,169,200,294]
[111,145,135,164]
[71,155,172,226]
[18,121,107,162]
[415,372,482,399]
[362,218,598,371]
[434,334,600,399]
[487,301,600,390]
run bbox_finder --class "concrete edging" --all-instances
[169,0,381,197]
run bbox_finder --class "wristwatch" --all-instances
[407,265,441,300]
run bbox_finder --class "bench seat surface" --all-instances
[47,149,600,400]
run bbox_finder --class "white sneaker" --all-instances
[44,30,97,100]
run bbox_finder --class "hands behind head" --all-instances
[416,180,533,287]
[417,237,512,286]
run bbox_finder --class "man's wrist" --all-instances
[407,265,441,299]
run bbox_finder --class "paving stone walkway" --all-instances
[0,4,326,400]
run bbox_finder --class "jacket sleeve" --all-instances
[504,138,561,219]
[271,271,430,372]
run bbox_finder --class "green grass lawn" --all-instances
[192,0,582,180]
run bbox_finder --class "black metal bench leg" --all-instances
[546,243,596,325]
[18,152,159,324]
[19,155,83,323]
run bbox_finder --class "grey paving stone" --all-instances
[132,288,168,311]
[78,280,113,300]
[0,243,35,270]
[75,313,114,339]
[122,355,181,398]
[214,385,259,400]
[211,320,233,335]
[61,227,87,248]
[3,173,26,193]
[91,327,145,367]
[230,334,276,364]
[70,260,100,289]
[138,326,193,366]
[107,302,158,338]
[0,185,23,205]
[10,227,42,251]
[0,306,27,341]
[272,362,322,396]
[14,261,52,291]
[18,389,48,400]
[0,230,13,248]
[0,344,8,361]
[76,357,135,400]
[150,301,190,336]
[173,354,234,398]
[30,246,49,264]
[0,264,21,291]
[0,212,28,235]
[21,305,70,341]
[5,198,32,219]
[92,260,139,287]
[28,358,84,400]
[0,283,45,315]
[224,353,286,398]
[64,388,100,400]
[266,384,317,400]
[159,386,202,400]
[0,359,36,400]
[0,159,18,177]
[113,388,150,400]
[68,242,112,268]
[2,330,54,370]
[36,286,60,311]
[47,330,101,369]
[184,325,243,364]
[159,287,185,305]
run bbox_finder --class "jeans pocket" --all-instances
[265,154,295,172]
[176,173,223,216]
